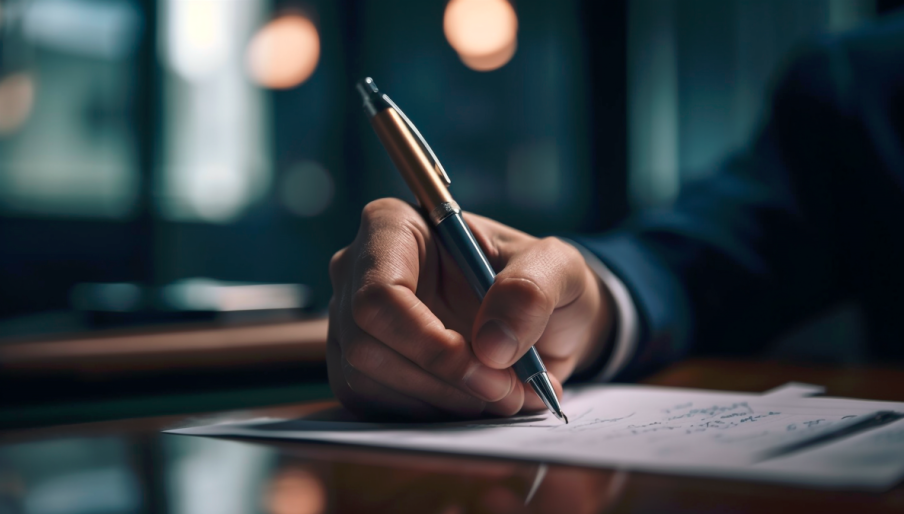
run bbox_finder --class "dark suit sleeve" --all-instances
[574,40,859,380]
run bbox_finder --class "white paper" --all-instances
[167,383,904,490]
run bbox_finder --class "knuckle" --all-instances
[350,283,393,331]
[327,297,338,327]
[328,353,358,401]
[548,236,582,263]
[540,237,588,301]
[504,276,550,312]
[491,276,553,333]
[341,366,368,395]
[360,198,406,224]
[328,298,348,342]
[538,236,576,266]
[343,338,382,374]
[418,334,467,378]
[328,247,348,284]
[359,199,384,222]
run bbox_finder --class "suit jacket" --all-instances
[575,11,904,379]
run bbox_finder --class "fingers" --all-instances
[484,380,525,417]
[342,199,516,406]
[330,199,522,417]
[470,236,590,370]
[331,322,523,419]
[341,321,488,416]
[327,322,444,420]
[331,280,492,418]
[350,281,514,403]
[329,199,602,420]
[350,198,430,295]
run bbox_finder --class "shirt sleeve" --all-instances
[565,239,640,382]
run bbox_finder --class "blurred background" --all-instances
[0,0,896,337]
[2,0,904,361]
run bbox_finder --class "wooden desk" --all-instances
[0,317,329,376]
[1,359,903,513]
[0,318,331,426]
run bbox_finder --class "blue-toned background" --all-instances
[0,0,892,345]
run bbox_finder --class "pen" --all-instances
[355,77,568,423]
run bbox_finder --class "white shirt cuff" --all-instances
[565,240,640,382]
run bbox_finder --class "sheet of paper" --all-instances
[167,383,904,490]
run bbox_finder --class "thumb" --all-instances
[471,236,588,369]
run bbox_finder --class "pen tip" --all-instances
[563,413,569,424]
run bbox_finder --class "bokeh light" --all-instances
[458,39,517,72]
[444,0,518,71]
[167,0,231,81]
[280,160,334,217]
[0,73,36,136]
[263,467,326,514]
[246,14,320,90]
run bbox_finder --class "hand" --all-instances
[327,198,614,420]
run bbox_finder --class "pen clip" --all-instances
[382,94,452,188]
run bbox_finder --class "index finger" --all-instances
[352,198,429,295]
[347,199,515,404]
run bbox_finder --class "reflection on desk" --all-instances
[2,359,904,514]
[0,432,622,514]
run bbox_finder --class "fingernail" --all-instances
[475,320,519,367]
[463,363,512,402]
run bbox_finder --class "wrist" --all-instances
[572,265,616,377]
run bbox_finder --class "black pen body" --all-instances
[434,208,548,383]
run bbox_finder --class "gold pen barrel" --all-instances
[370,109,454,215]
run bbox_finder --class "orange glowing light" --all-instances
[246,14,320,89]
[444,0,518,71]
[264,467,326,514]
[0,73,35,136]
[459,39,517,71]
